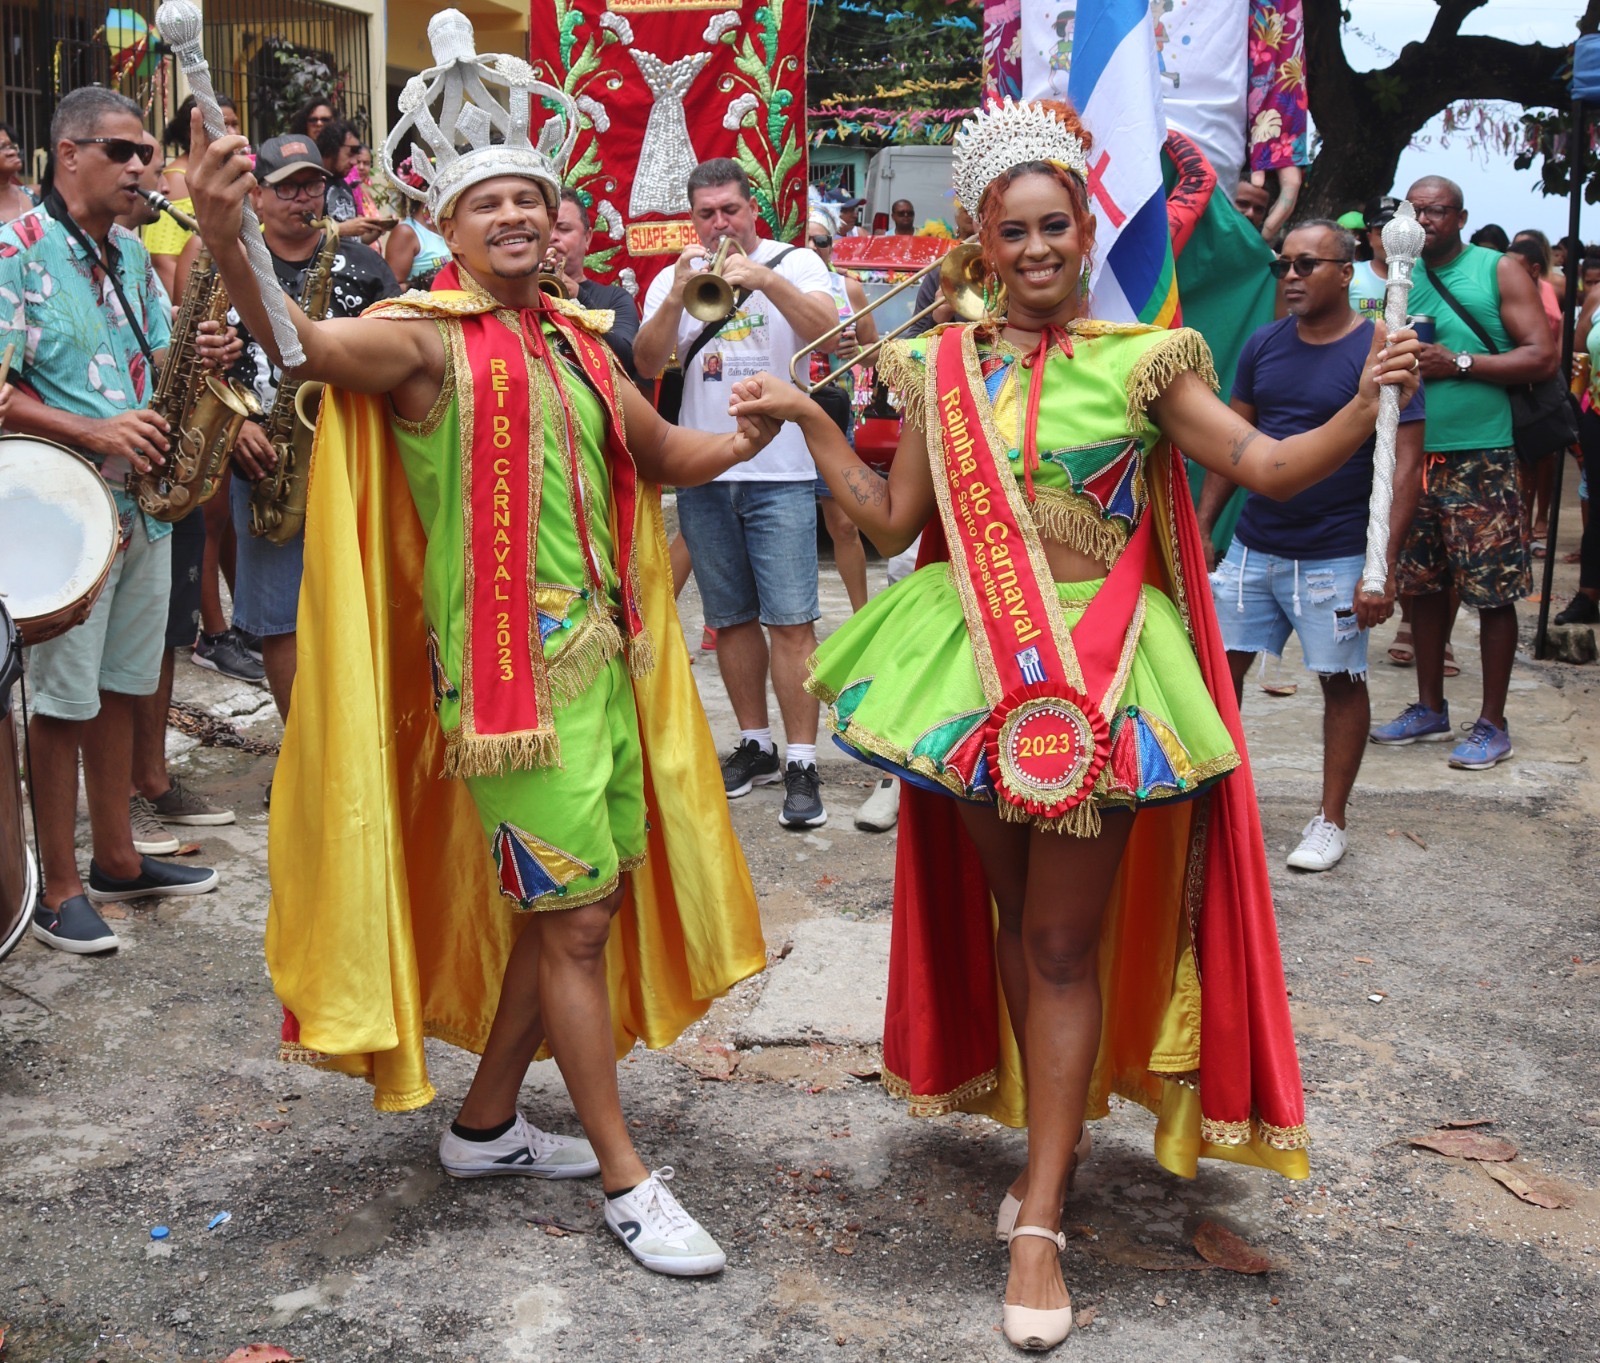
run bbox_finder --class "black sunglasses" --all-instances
[73,137,155,165]
[1268,255,1350,279]
[810,233,832,249]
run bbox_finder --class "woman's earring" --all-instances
[1080,260,1092,295]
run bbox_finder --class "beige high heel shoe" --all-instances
[995,1125,1092,1241]
[1001,1225,1072,1351]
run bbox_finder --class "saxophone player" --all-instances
[199,134,400,730]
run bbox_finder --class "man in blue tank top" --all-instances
[1370,176,1555,771]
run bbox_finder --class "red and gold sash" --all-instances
[931,324,1148,834]
[446,275,650,775]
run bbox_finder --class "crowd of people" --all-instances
[0,24,1587,1351]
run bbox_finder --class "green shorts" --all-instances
[464,653,646,911]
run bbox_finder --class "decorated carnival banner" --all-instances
[1152,0,1250,192]
[527,0,808,296]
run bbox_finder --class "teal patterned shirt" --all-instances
[0,204,174,538]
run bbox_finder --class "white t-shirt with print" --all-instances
[642,237,832,481]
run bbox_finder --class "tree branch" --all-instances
[1425,0,1491,48]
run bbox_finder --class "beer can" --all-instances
[1408,314,1435,346]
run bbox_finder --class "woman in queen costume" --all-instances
[733,99,1421,1350]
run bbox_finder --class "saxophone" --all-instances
[129,248,262,520]
[249,220,339,545]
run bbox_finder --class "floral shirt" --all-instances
[0,204,173,538]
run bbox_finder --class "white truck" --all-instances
[860,145,958,233]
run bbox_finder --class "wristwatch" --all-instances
[1454,352,1474,375]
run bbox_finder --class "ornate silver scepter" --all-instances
[156,0,306,368]
[1361,200,1427,596]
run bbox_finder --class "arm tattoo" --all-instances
[1228,429,1262,467]
[842,465,888,509]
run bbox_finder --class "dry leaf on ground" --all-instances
[1074,1306,1099,1329]
[1484,1166,1572,1210]
[220,1347,302,1363]
[1409,1129,1517,1162]
[1192,1221,1274,1274]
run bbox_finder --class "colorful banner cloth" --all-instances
[528,0,808,296]
[1022,0,1178,327]
[1247,0,1311,172]
[1157,0,1250,194]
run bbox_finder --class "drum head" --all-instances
[0,437,120,631]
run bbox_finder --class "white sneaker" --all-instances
[853,777,900,832]
[1286,812,1347,872]
[437,1112,599,1179]
[603,1167,726,1276]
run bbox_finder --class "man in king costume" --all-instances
[187,12,773,1277]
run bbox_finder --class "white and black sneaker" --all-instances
[437,1112,599,1179]
[31,895,119,954]
[778,761,827,829]
[721,738,782,798]
[603,1167,726,1276]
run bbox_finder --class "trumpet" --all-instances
[538,247,572,300]
[684,238,740,323]
[793,240,987,393]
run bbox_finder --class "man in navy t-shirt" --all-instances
[1200,220,1426,872]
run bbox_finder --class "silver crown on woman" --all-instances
[953,98,1089,220]
[381,9,579,219]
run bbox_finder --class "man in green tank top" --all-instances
[1370,176,1555,771]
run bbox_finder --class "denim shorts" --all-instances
[28,516,170,719]
[1210,543,1370,677]
[230,473,303,637]
[675,479,820,628]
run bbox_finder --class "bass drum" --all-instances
[0,602,34,963]
[0,435,121,645]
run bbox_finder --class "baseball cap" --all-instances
[1364,195,1400,230]
[1337,210,1366,232]
[822,187,864,208]
[254,135,332,185]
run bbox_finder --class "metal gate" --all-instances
[0,0,371,170]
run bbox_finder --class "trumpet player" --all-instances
[192,134,400,728]
[546,187,642,382]
[636,158,840,830]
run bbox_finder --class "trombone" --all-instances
[791,239,986,393]
[684,238,739,323]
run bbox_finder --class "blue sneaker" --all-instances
[1370,701,1452,745]
[1448,718,1513,770]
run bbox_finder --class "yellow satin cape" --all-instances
[264,363,767,1112]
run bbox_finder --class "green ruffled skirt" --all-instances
[808,564,1239,813]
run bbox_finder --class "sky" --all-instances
[1340,0,1593,243]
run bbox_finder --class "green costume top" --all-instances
[876,321,1219,564]
[390,314,624,750]
[1406,244,1514,452]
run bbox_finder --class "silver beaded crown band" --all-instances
[382,9,580,221]
[953,98,1090,222]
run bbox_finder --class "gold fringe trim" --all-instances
[1124,327,1220,433]
[996,794,1103,838]
[547,609,623,708]
[882,1060,1000,1117]
[618,850,648,874]
[1028,489,1131,563]
[278,1042,334,1067]
[873,339,927,428]
[625,626,656,679]
[1200,1113,1312,1152]
[442,726,562,779]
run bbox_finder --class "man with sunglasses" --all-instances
[1200,220,1426,872]
[1,87,221,954]
[197,133,399,743]
[1370,176,1555,771]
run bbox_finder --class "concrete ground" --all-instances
[3,492,1598,1362]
